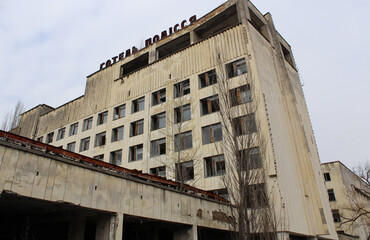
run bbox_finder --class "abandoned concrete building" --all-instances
[9,0,340,239]
[321,162,370,240]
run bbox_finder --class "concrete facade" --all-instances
[14,0,338,239]
[321,162,370,240]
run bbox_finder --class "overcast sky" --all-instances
[1,0,369,169]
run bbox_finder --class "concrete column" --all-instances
[190,31,200,44]
[174,225,198,240]
[95,213,117,240]
[68,216,85,240]
[277,232,290,240]
[148,49,157,64]
[115,214,123,240]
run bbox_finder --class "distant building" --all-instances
[322,161,370,240]
[15,0,338,239]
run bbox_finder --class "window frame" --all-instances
[82,117,93,131]
[97,111,108,125]
[204,154,226,177]
[110,149,122,165]
[328,189,336,201]
[67,142,76,152]
[151,112,166,131]
[175,160,194,182]
[202,123,223,145]
[174,104,191,123]
[111,125,124,142]
[79,137,90,152]
[129,144,143,162]
[200,95,219,116]
[150,166,166,177]
[199,69,217,88]
[56,128,65,141]
[95,131,106,147]
[233,113,257,136]
[150,138,166,157]
[46,132,54,144]
[226,58,247,78]
[174,79,190,98]
[132,97,145,113]
[174,131,193,151]
[130,119,144,137]
[152,88,166,106]
[230,84,252,106]
[113,104,126,120]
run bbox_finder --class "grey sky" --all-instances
[1,0,369,169]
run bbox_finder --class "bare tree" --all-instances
[1,101,25,131]
[212,54,278,240]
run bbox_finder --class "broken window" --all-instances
[151,112,166,131]
[132,97,145,113]
[202,123,222,144]
[97,111,108,125]
[199,69,217,88]
[46,132,54,144]
[174,79,190,98]
[246,183,268,208]
[226,58,247,78]
[93,154,104,161]
[175,161,194,181]
[37,136,43,142]
[233,114,257,136]
[150,166,166,177]
[230,84,252,106]
[129,144,143,161]
[324,172,331,182]
[111,126,124,142]
[113,104,126,120]
[332,209,341,223]
[56,128,65,141]
[120,52,149,77]
[150,138,166,157]
[69,123,78,136]
[79,137,90,152]
[152,88,166,106]
[130,119,144,137]
[174,131,193,151]
[95,132,106,147]
[205,155,226,177]
[157,33,190,59]
[239,147,262,170]
[328,189,336,201]
[67,142,76,152]
[200,95,219,116]
[110,149,122,165]
[83,117,93,131]
[174,104,191,123]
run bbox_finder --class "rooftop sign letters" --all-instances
[99,15,197,71]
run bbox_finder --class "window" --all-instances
[37,136,43,142]
[174,104,191,123]
[69,123,78,136]
[246,183,268,208]
[111,126,124,142]
[80,137,90,152]
[83,117,93,131]
[113,104,126,120]
[230,84,252,106]
[233,114,257,136]
[152,88,166,106]
[328,189,336,201]
[239,147,262,170]
[110,150,122,165]
[97,111,108,125]
[46,132,54,144]
[281,43,294,67]
[150,138,166,157]
[332,209,341,223]
[56,128,65,141]
[174,79,190,98]
[202,123,222,144]
[132,97,145,113]
[226,58,247,78]
[93,154,104,161]
[324,172,331,181]
[210,188,229,201]
[205,155,225,177]
[130,119,144,137]
[150,166,166,177]
[129,144,143,161]
[174,131,193,151]
[67,142,76,152]
[175,161,194,181]
[95,132,106,147]
[199,69,217,88]
[151,112,166,131]
[200,95,219,115]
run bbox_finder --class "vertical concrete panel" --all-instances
[121,179,131,214]
[64,165,84,205]
[51,162,68,201]
[164,190,172,221]
[80,168,95,208]
[44,159,58,200]
[106,176,122,212]
[181,194,190,224]
[31,155,51,199]
[133,183,143,217]
[171,192,182,223]
[142,184,154,219]
[0,148,19,191]
[91,171,101,208]
[96,173,109,211]
[11,152,37,196]
[0,145,6,168]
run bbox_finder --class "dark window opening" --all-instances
[57,128,65,141]
[69,123,79,136]
[199,69,217,88]
[132,97,145,113]
[46,132,54,144]
[239,147,262,170]
[174,131,193,151]
[120,53,149,77]
[152,88,166,106]
[202,123,223,145]
[324,172,331,182]
[151,112,166,131]
[157,33,190,60]
[110,150,122,165]
[112,126,124,142]
[129,144,143,161]
[130,119,144,137]
[246,183,268,208]
[150,166,166,177]
[200,95,219,115]
[230,84,252,106]
[150,138,166,157]
[328,189,336,201]
[210,188,229,201]
[67,142,76,152]
[332,209,341,223]
[174,104,191,123]
[194,5,239,40]
[175,161,194,182]
[174,79,190,98]
[93,154,104,161]
[281,43,295,67]
[113,104,125,120]
[97,111,108,125]
[248,8,269,40]
[226,58,247,78]
[95,132,106,147]
[233,114,257,136]
[205,155,225,177]
[83,117,93,131]
[80,137,90,152]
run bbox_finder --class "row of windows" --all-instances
[37,58,248,144]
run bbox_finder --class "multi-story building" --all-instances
[14,0,338,239]
[322,161,370,240]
